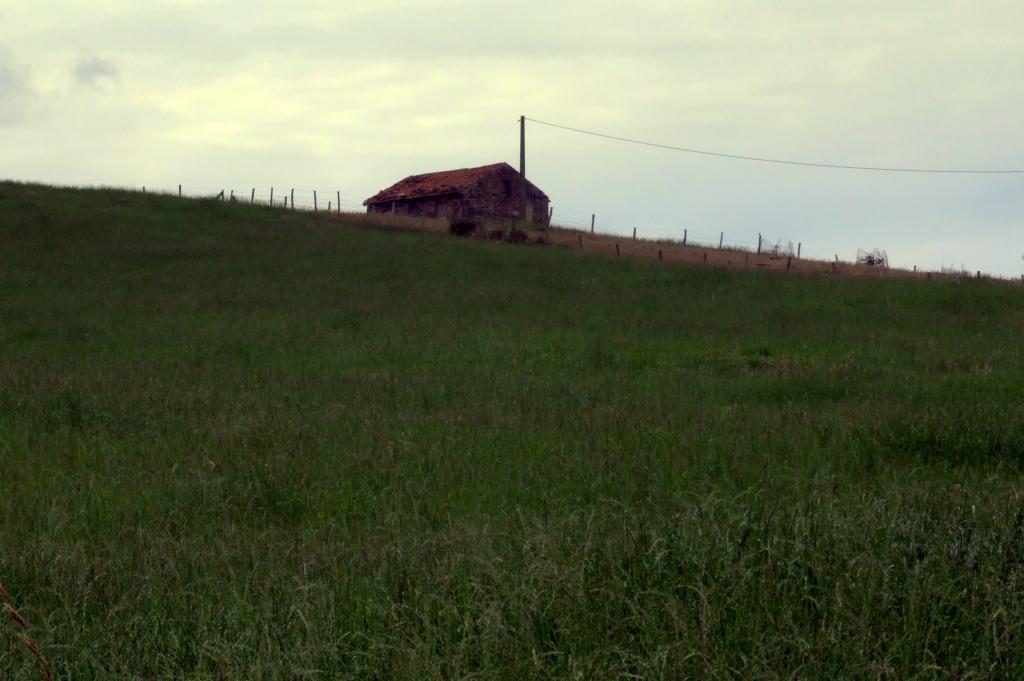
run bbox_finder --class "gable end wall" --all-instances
[460,166,548,224]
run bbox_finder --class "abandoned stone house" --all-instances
[363,162,550,225]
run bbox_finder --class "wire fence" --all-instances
[550,213,799,260]
[554,214,1021,282]
[143,184,792,259]
[126,183,1020,282]
[137,184,370,215]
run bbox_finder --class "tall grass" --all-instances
[2,181,1024,679]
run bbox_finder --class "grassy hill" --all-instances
[3,182,1024,679]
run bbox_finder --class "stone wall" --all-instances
[368,195,459,220]
[461,165,549,224]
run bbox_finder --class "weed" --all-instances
[2,181,1024,678]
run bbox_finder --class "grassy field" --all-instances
[2,182,1024,679]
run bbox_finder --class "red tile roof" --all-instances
[363,162,514,205]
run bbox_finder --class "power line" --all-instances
[525,117,1024,174]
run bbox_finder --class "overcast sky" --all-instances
[3,1,1023,275]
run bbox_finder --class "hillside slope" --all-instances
[2,182,1024,679]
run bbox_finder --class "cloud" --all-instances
[0,48,31,123]
[1,2,1023,274]
[73,55,118,89]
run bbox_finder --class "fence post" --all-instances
[683,229,687,246]
[834,254,839,263]
[787,257,792,271]
[590,214,595,233]
[757,233,762,254]
[270,187,274,205]
[578,234,583,250]
[615,243,620,256]
[719,232,723,249]
[250,188,255,204]
[658,249,662,261]
[337,191,341,215]
[290,189,295,210]
[314,190,318,212]
[327,201,331,212]
[797,242,801,259]
[549,206,553,221]
[633,227,637,240]
[229,190,234,202]
[178,184,181,197]
[703,252,707,265]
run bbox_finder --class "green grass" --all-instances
[2,181,1024,679]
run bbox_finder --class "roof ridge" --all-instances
[407,161,508,178]
[364,162,514,205]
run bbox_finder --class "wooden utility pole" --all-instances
[519,115,527,225]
